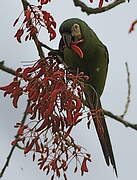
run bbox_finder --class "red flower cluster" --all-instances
[14,5,56,42]
[0,78,23,108]
[0,56,91,179]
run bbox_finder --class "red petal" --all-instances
[41,0,49,5]
[49,28,56,41]
[24,136,39,154]
[35,119,49,132]
[14,28,24,43]
[0,81,19,91]
[81,157,89,173]
[129,20,137,33]
[22,67,35,81]
[52,71,65,78]
[71,45,83,58]
[99,0,104,8]
[12,87,23,108]
[17,125,28,135]
[11,137,21,145]
[23,9,31,23]
[66,110,73,125]
[49,89,62,99]
[75,98,82,112]
[73,112,82,124]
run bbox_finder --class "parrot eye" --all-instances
[74,24,79,29]
[71,24,82,40]
[72,24,80,31]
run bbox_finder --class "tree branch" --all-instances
[0,61,16,76]
[104,110,137,131]
[72,0,127,15]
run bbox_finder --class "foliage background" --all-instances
[0,0,137,179]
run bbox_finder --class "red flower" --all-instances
[23,9,31,23]
[24,136,39,154]
[129,20,137,33]
[0,80,23,108]
[99,0,104,8]
[81,157,91,175]
[40,0,51,5]
[14,28,24,43]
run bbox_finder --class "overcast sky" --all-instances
[0,1,137,180]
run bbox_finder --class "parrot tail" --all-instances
[84,84,118,177]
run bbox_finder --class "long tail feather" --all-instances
[84,84,118,177]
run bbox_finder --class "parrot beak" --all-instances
[62,33,72,48]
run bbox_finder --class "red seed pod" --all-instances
[35,141,41,152]
[98,0,104,8]
[49,89,62,99]
[40,0,49,5]
[35,119,49,132]
[73,112,82,124]
[24,136,39,154]
[66,110,73,126]
[23,9,31,23]
[52,71,65,78]
[26,105,33,114]
[50,159,57,170]
[81,157,89,174]
[15,68,22,76]
[12,87,23,108]
[49,28,56,41]
[14,28,24,43]
[39,157,47,170]
[17,125,28,135]
[0,81,19,91]
[75,98,82,113]
[129,20,137,33]
[22,67,36,81]
[11,137,21,145]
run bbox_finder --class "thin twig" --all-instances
[39,41,54,51]
[0,101,30,178]
[104,109,137,131]
[0,61,16,76]
[121,62,131,118]
[73,0,127,15]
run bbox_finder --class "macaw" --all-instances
[59,18,117,176]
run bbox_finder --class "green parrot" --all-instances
[59,18,117,176]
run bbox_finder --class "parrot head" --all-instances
[59,18,83,47]
[59,18,90,58]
